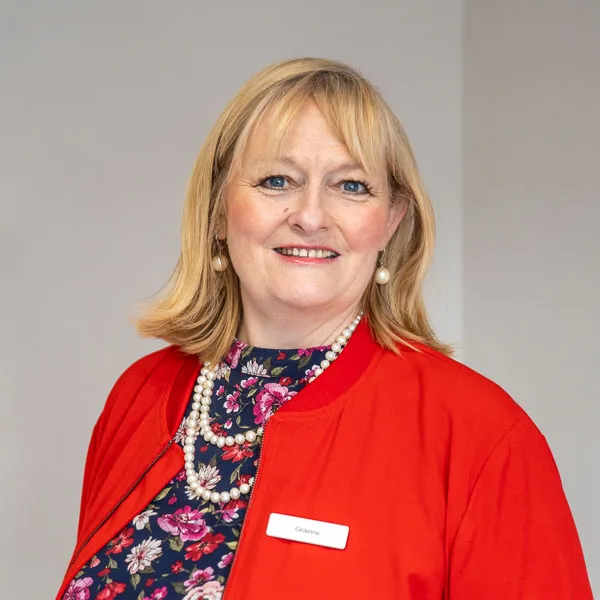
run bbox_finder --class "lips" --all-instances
[274,247,339,259]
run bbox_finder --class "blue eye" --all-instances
[342,180,369,194]
[263,175,287,188]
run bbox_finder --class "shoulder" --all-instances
[111,344,184,390]
[373,343,556,512]
[100,344,192,420]
[372,341,533,450]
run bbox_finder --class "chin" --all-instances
[274,289,339,311]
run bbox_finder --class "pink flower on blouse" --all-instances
[63,577,93,600]
[240,376,258,389]
[224,391,241,413]
[220,499,247,523]
[253,383,296,425]
[201,580,225,599]
[225,339,245,368]
[156,506,209,541]
[185,567,215,589]
[218,552,234,568]
[182,580,224,600]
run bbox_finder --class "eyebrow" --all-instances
[247,156,364,174]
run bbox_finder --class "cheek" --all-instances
[343,206,390,252]
[226,194,270,259]
[225,192,281,266]
[226,195,255,240]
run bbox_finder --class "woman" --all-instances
[57,58,592,599]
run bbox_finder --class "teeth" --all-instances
[277,247,337,258]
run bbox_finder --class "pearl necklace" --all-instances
[184,314,362,504]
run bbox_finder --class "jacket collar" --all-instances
[162,318,383,436]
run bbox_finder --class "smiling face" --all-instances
[224,101,406,325]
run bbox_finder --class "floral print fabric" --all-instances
[64,340,329,600]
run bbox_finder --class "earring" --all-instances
[211,237,229,272]
[374,250,390,285]
[211,255,229,272]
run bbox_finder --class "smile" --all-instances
[275,247,339,259]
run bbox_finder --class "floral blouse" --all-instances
[63,340,330,600]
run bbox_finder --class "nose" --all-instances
[286,183,329,234]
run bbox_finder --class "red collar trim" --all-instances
[277,318,382,413]
[164,318,382,434]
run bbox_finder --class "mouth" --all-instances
[274,246,339,259]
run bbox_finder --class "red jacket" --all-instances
[57,321,593,599]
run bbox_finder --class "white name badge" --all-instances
[266,512,349,550]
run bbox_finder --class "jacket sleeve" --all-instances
[74,345,173,538]
[76,413,104,538]
[448,418,593,599]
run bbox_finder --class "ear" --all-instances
[383,196,409,247]
[214,216,228,242]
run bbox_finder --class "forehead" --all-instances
[231,95,390,179]
[243,103,361,168]
[242,102,357,169]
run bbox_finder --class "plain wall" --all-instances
[0,2,463,596]
[464,0,599,591]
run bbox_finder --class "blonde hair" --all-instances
[135,57,452,361]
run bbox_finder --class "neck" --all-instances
[237,302,361,349]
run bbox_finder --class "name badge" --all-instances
[266,512,349,550]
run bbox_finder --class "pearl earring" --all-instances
[211,255,229,272]
[374,250,390,285]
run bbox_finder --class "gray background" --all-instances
[464,1,599,593]
[0,1,596,597]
